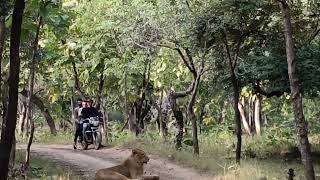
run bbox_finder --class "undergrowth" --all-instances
[17,129,73,144]
[107,124,320,180]
[26,123,320,180]
[9,150,79,180]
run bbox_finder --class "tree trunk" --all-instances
[25,14,42,138]
[0,78,7,138]
[223,31,243,164]
[254,95,261,136]
[188,54,205,154]
[101,98,108,142]
[24,13,42,166]
[198,103,205,134]
[70,95,75,129]
[221,101,227,123]
[135,59,149,135]
[43,108,57,134]
[231,73,242,164]
[20,89,57,135]
[139,102,150,133]
[0,0,6,137]
[168,93,184,149]
[0,0,25,178]
[9,134,15,168]
[128,105,137,132]
[238,99,251,135]
[166,72,197,150]
[183,105,190,127]
[174,108,184,149]
[158,89,166,142]
[24,121,34,167]
[0,0,5,121]
[188,75,201,154]
[71,60,85,97]
[248,96,253,129]
[156,46,198,145]
[135,99,144,135]
[149,90,166,142]
[278,1,315,179]
[160,96,170,137]
[95,73,104,110]
[123,64,130,131]
[263,113,268,125]
[23,112,30,138]
[18,100,27,135]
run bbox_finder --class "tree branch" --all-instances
[222,31,234,71]
[95,72,104,110]
[276,0,288,7]
[175,48,196,75]
[158,42,196,75]
[20,89,57,135]
[252,82,290,98]
[185,48,196,71]
[311,28,320,42]
[71,59,85,97]
[233,34,244,68]
[173,78,196,98]
[185,0,193,13]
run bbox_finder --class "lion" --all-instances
[95,148,159,180]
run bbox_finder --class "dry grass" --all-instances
[10,150,79,180]
[26,126,320,180]
[110,130,320,180]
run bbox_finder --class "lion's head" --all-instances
[131,148,149,165]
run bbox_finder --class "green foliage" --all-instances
[6,0,319,136]
[17,129,73,145]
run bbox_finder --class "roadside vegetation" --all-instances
[29,122,320,180]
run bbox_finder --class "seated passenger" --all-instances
[73,98,83,149]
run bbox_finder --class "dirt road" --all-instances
[17,144,214,180]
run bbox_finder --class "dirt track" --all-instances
[17,144,214,180]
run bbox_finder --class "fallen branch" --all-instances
[19,89,57,135]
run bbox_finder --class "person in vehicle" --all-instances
[80,98,100,139]
[80,98,99,119]
[73,98,83,149]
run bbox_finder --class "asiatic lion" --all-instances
[95,148,159,180]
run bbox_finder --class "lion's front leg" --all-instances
[95,171,131,180]
[142,175,160,180]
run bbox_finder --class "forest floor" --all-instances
[17,144,214,180]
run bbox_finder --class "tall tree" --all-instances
[0,0,25,178]
[25,12,43,167]
[223,31,242,163]
[0,0,6,122]
[187,58,205,154]
[160,44,197,149]
[278,1,315,179]
[95,72,105,111]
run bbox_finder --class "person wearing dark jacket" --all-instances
[80,99,100,138]
[80,99,99,119]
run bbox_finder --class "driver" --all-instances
[80,98,100,139]
[80,98,99,119]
